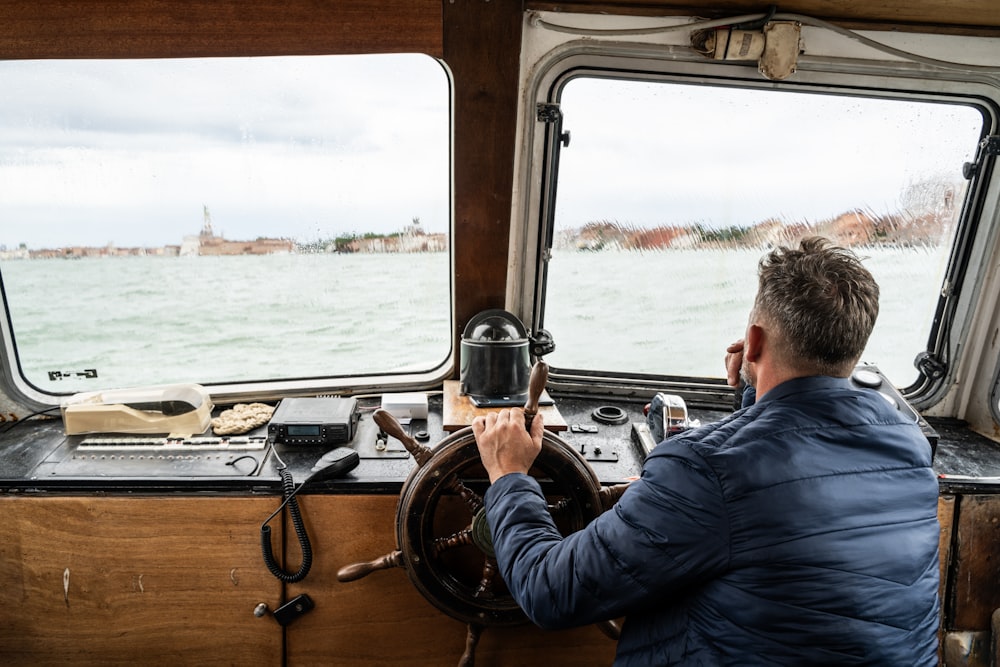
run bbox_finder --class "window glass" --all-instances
[0,54,451,395]
[544,77,983,388]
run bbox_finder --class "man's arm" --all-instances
[483,444,731,629]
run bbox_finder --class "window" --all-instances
[0,54,452,398]
[540,76,985,390]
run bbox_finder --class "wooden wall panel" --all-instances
[446,0,525,360]
[0,493,616,666]
[286,494,618,666]
[0,495,282,666]
[949,495,1000,630]
[0,0,443,59]
[0,491,972,664]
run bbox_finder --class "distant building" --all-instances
[182,207,294,256]
[344,217,447,253]
[0,246,30,260]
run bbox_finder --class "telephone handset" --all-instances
[260,446,360,583]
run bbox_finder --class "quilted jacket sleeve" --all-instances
[484,444,731,629]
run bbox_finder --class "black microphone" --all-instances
[124,400,198,416]
[122,385,205,416]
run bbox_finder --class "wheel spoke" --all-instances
[546,496,573,515]
[458,623,484,667]
[596,618,621,640]
[432,525,474,555]
[337,549,405,582]
[441,473,484,515]
[473,556,499,599]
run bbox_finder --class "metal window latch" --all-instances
[963,135,999,179]
[915,351,947,380]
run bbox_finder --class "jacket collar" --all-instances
[755,375,853,405]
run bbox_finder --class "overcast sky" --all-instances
[554,77,983,233]
[0,54,985,250]
[0,54,450,249]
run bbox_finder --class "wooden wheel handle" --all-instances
[524,360,548,428]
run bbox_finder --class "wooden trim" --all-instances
[446,0,525,369]
[0,0,443,59]
[938,494,956,664]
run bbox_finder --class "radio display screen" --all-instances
[286,425,322,436]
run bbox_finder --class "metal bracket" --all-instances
[273,594,315,626]
[984,135,1000,156]
[759,21,801,80]
[536,102,561,124]
[583,446,619,463]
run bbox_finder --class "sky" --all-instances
[554,77,984,233]
[0,54,986,250]
[0,54,451,249]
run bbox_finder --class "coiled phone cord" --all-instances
[260,454,313,583]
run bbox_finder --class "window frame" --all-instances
[0,53,457,411]
[508,43,1000,410]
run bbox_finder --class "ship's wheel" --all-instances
[337,362,627,666]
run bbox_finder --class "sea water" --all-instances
[544,245,947,387]
[0,246,946,394]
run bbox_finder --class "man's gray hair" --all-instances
[754,236,880,377]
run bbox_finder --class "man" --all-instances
[471,237,940,665]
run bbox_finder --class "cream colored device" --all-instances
[61,383,213,436]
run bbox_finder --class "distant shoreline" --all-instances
[1,205,951,261]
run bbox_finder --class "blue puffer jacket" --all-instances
[484,375,940,666]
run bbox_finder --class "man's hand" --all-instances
[725,339,745,387]
[472,408,544,484]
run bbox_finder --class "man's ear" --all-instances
[745,323,765,363]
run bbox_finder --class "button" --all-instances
[852,369,882,388]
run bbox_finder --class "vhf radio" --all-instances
[267,397,360,446]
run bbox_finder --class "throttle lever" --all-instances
[373,408,434,467]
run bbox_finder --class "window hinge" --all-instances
[536,103,570,147]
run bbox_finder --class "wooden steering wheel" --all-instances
[337,362,627,666]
